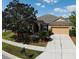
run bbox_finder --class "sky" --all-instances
[2,0,76,17]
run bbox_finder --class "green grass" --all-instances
[2,42,42,59]
[2,31,47,47]
[2,31,15,41]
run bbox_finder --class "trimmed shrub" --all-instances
[69,29,76,36]
[38,31,50,42]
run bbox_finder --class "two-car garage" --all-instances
[50,19,70,35]
[51,26,69,35]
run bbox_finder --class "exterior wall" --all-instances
[51,26,69,35]
[69,26,72,30]
[48,26,52,30]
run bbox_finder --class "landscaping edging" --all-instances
[2,50,22,59]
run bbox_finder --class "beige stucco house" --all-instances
[37,14,70,35]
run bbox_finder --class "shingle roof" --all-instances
[37,14,58,24]
[37,14,70,26]
[50,19,70,26]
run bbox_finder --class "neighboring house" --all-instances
[37,14,70,35]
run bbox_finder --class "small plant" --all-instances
[48,30,54,35]
[20,47,34,58]
[20,47,26,54]
[38,31,49,42]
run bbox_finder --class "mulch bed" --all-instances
[70,36,76,45]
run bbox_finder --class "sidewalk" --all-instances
[2,39,45,51]
[35,35,76,59]
[2,50,22,59]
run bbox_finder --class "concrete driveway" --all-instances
[35,35,76,59]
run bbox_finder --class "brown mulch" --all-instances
[30,41,48,47]
[70,36,76,45]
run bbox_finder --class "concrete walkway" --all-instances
[35,35,76,59]
[2,39,45,51]
[2,50,22,59]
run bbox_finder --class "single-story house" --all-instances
[37,14,70,35]
[14,14,70,41]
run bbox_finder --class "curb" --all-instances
[2,50,22,59]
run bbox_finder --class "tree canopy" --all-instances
[69,12,76,28]
[2,0,38,33]
[69,12,76,36]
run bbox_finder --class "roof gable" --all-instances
[50,18,70,26]
[37,14,70,26]
[37,14,58,24]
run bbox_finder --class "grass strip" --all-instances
[2,42,42,59]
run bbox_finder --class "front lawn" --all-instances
[2,42,42,59]
[2,31,15,41]
[2,31,48,47]
[2,30,48,47]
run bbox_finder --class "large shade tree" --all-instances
[2,0,38,42]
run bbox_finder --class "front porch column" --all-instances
[38,23,41,31]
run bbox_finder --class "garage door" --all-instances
[52,27,69,34]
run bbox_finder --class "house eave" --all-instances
[51,26,69,28]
